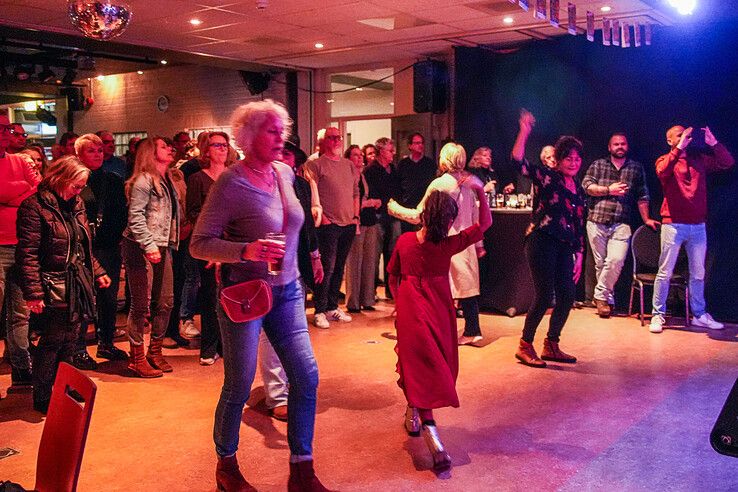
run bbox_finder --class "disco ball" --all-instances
[68,0,132,41]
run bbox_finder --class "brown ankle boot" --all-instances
[541,338,577,363]
[515,339,547,368]
[128,343,163,378]
[147,338,173,373]
[216,455,257,492]
[288,460,334,492]
[595,299,611,318]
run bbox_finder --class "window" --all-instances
[113,131,147,157]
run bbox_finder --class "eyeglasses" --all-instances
[9,129,28,138]
[210,143,229,149]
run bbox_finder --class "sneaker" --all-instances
[162,337,179,349]
[327,308,352,323]
[692,313,724,330]
[199,353,221,366]
[458,335,483,346]
[70,351,98,370]
[180,319,200,339]
[270,405,288,422]
[313,313,330,329]
[650,315,664,333]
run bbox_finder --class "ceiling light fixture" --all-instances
[189,18,202,26]
[355,87,363,91]
[503,16,514,25]
[600,5,612,12]
[668,0,696,15]
[137,70,144,74]
[160,59,168,65]
[96,74,105,81]
[314,43,324,49]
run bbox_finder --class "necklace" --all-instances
[246,165,268,175]
[245,165,275,188]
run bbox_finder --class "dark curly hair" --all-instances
[421,191,459,244]
[554,135,583,163]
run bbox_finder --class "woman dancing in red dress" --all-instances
[387,187,492,475]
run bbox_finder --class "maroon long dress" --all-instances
[388,224,483,409]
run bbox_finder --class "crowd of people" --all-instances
[1,99,734,488]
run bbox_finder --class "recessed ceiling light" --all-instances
[355,87,363,91]
[314,42,324,49]
[160,60,168,65]
[137,70,144,75]
[189,18,202,26]
[503,16,514,25]
[326,98,334,103]
[600,5,612,12]
[96,75,105,81]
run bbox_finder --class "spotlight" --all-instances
[96,74,105,81]
[160,59,168,65]
[314,42,324,49]
[600,5,612,12]
[503,16,514,25]
[62,68,77,86]
[669,0,696,15]
[37,66,56,83]
[14,64,34,81]
[137,70,144,75]
[189,18,202,26]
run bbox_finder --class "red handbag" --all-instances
[220,279,272,323]
[219,164,288,323]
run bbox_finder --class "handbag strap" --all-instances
[272,163,289,234]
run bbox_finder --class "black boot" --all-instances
[11,366,33,387]
[70,350,98,370]
[96,343,129,361]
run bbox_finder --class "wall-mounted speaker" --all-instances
[413,60,448,114]
[240,71,271,95]
[61,87,85,112]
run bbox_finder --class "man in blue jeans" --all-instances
[582,133,659,318]
[650,125,734,333]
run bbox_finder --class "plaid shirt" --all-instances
[581,157,649,225]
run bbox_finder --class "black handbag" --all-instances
[41,271,68,307]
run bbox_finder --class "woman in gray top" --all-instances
[190,100,333,492]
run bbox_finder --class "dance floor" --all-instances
[1,304,737,491]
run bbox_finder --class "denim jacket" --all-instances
[123,172,179,253]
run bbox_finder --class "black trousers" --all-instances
[198,260,221,359]
[75,246,122,351]
[522,231,576,344]
[34,308,79,408]
[314,224,355,313]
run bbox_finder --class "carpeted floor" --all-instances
[1,304,736,491]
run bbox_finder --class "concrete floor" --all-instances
[1,304,737,491]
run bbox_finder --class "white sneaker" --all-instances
[692,313,724,330]
[180,319,200,339]
[199,353,221,366]
[650,315,664,333]
[313,313,330,329]
[327,308,352,323]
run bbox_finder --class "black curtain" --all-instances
[454,21,738,321]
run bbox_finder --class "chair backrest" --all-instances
[631,225,661,273]
[35,362,97,492]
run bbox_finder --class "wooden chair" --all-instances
[34,362,97,492]
[628,225,690,326]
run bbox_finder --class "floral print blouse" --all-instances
[512,158,586,253]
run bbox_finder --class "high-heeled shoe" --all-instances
[422,423,452,474]
[404,406,421,436]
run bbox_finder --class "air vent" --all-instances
[358,14,434,31]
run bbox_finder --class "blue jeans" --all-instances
[214,279,318,457]
[0,245,31,371]
[179,237,201,320]
[586,221,631,305]
[652,223,707,318]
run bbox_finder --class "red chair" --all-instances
[34,362,97,492]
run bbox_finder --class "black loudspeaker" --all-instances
[239,71,271,95]
[711,378,738,458]
[61,87,84,112]
[413,60,448,114]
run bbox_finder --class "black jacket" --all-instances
[16,186,105,301]
[295,174,318,290]
[80,168,127,250]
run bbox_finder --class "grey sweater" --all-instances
[304,154,359,226]
[189,161,304,287]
